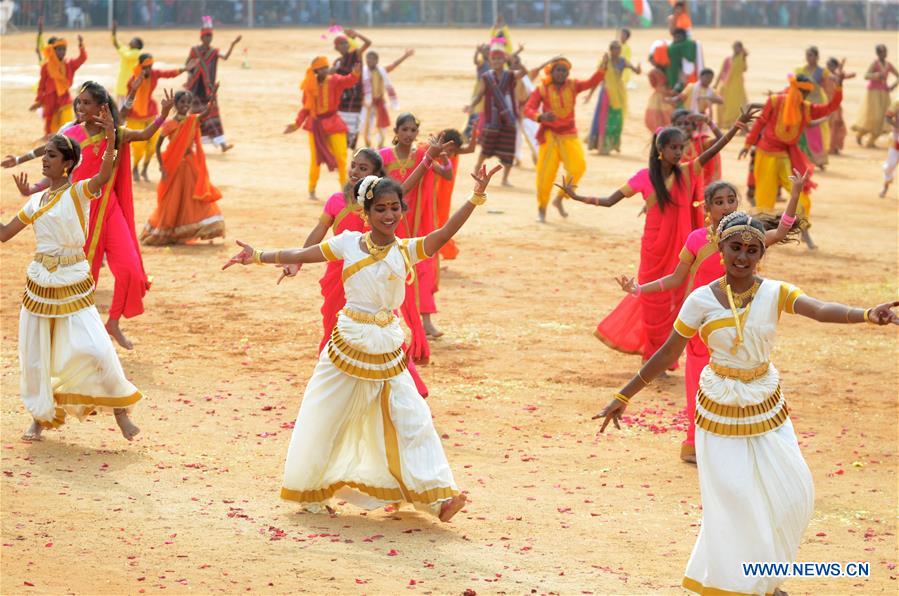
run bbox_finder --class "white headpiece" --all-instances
[357,175,382,204]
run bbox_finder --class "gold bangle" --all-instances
[637,371,652,386]
[274,250,281,265]
[613,392,630,406]
[468,191,487,206]
[252,249,263,265]
[864,308,876,324]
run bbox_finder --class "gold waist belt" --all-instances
[709,362,770,382]
[34,252,86,272]
[327,327,407,381]
[342,308,396,327]
[695,385,788,438]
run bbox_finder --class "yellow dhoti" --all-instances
[308,132,348,194]
[536,131,585,210]
[126,116,159,168]
[753,149,811,218]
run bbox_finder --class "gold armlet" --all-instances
[637,371,652,386]
[863,308,877,325]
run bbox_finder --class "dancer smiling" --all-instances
[557,106,759,365]
[223,163,502,521]
[614,171,804,462]
[0,115,142,442]
[594,212,899,596]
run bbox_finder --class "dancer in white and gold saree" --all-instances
[595,212,899,595]
[0,110,142,442]
[224,163,502,522]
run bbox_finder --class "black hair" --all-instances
[700,67,714,77]
[354,177,407,213]
[47,36,61,45]
[47,134,82,178]
[174,90,193,103]
[718,212,801,247]
[704,180,739,206]
[76,81,121,147]
[807,46,819,58]
[392,112,420,145]
[440,128,463,148]
[354,148,385,176]
[671,108,691,124]
[795,73,811,85]
[672,28,687,39]
[131,37,144,49]
[366,50,379,59]
[620,27,631,38]
[826,57,839,69]
[138,52,152,63]
[876,44,887,53]
[648,127,685,212]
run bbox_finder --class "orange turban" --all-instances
[42,39,69,96]
[542,58,572,85]
[301,56,330,112]
[780,75,815,129]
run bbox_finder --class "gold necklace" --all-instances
[718,277,759,308]
[40,182,71,207]
[364,232,395,259]
[394,146,415,175]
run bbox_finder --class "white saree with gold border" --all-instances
[280,231,458,514]
[16,181,141,429]
[673,279,815,596]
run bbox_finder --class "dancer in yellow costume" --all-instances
[523,58,604,222]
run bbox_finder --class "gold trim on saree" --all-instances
[326,327,407,380]
[54,391,142,408]
[25,276,93,300]
[22,293,95,317]
[695,386,788,437]
[280,481,457,506]
[683,576,774,596]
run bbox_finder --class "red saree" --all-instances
[595,161,704,361]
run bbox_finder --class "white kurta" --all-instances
[280,231,458,514]
[16,181,141,428]
[673,280,814,596]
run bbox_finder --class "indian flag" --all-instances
[622,0,653,27]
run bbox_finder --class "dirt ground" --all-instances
[1,26,896,595]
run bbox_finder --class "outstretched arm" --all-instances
[345,29,372,55]
[223,240,329,268]
[275,215,336,284]
[422,164,501,257]
[2,144,46,169]
[793,297,899,326]
[617,260,691,296]
[554,176,627,207]
[594,330,691,432]
[385,49,414,73]
[122,89,175,142]
[765,168,806,245]
[698,104,760,166]
[85,108,118,196]
[0,172,31,241]
[111,20,120,49]
[221,35,242,61]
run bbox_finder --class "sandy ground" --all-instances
[1,26,897,595]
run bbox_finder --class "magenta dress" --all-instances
[678,227,725,452]
[64,124,148,320]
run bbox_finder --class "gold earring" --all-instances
[63,167,68,176]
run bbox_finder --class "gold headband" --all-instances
[719,222,765,245]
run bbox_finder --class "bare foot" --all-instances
[309,191,318,201]
[132,167,140,182]
[773,589,788,596]
[221,143,234,153]
[22,420,43,441]
[106,319,134,350]
[537,208,547,223]
[422,315,444,338]
[879,186,889,198]
[552,195,568,218]
[438,493,467,522]
[800,229,818,250]
[114,409,140,441]
[501,179,513,187]
[141,168,150,182]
